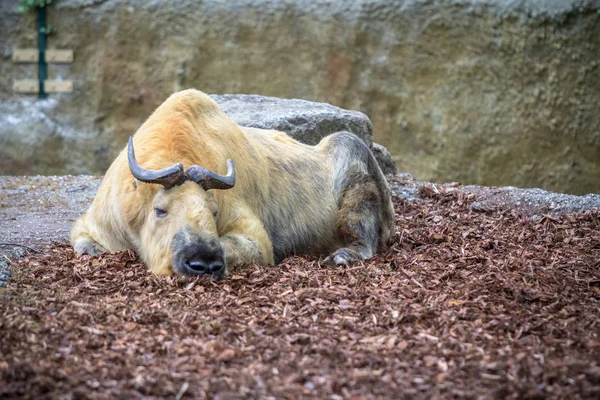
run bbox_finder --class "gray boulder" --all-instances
[212,94,373,147]
[212,94,395,173]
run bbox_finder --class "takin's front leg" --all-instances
[70,214,108,256]
[214,214,274,280]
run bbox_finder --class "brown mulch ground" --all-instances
[2,187,600,399]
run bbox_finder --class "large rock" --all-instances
[211,94,373,147]
[211,94,396,174]
[212,94,396,173]
[0,0,599,193]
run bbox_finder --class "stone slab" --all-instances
[212,94,373,147]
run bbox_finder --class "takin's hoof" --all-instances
[73,240,107,257]
[323,247,363,266]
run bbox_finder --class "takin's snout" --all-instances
[171,229,225,278]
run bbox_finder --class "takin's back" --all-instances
[239,127,341,262]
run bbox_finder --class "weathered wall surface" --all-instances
[0,0,598,194]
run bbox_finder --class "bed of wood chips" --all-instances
[2,187,599,399]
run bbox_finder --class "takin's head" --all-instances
[128,137,235,279]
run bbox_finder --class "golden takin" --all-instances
[71,89,395,280]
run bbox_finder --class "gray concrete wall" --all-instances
[1,0,598,194]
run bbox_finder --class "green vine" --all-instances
[17,0,53,13]
[18,0,56,35]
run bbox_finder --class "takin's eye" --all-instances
[154,207,167,218]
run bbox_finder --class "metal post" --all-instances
[37,5,47,99]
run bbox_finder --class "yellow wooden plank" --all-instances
[45,49,73,63]
[44,80,73,93]
[13,79,39,94]
[12,49,39,63]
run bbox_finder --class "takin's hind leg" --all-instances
[324,176,382,266]
[319,131,394,266]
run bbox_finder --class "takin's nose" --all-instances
[172,230,225,276]
[184,258,224,276]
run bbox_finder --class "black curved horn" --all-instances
[185,159,236,191]
[127,137,185,188]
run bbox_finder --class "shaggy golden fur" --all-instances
[71,89,395,277]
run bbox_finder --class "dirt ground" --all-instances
[1,182,599,399]
[0,176,100,247]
